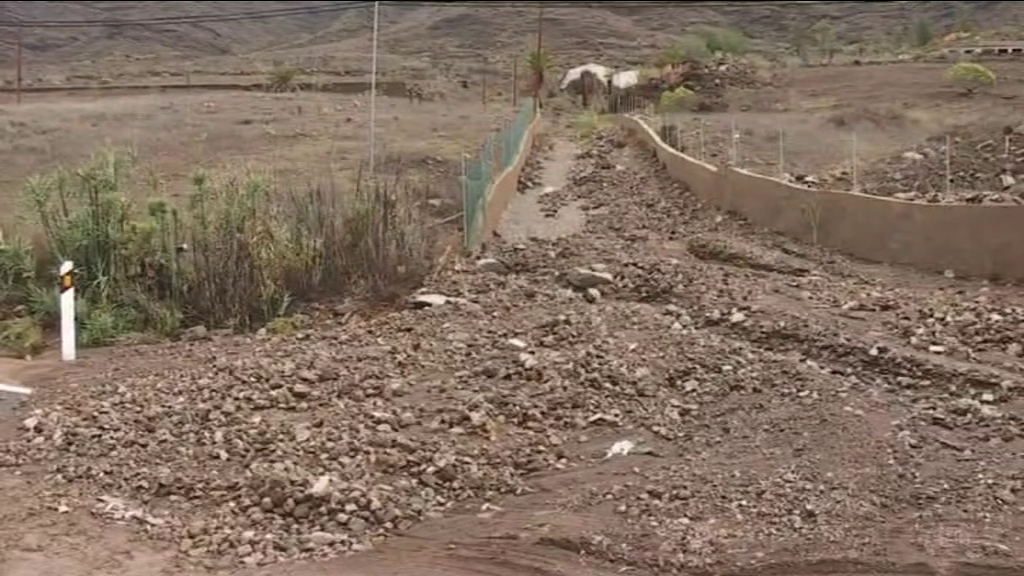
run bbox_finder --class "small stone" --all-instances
[236,544,253,557]
[307,531,337,547]
[565,268,614,289]
[508,338,528,349]
[181,325,210,341]
[293,503,311,519]
[348,516,368,534]
[476,258,508,274]
[310,475,331,497]
[409,293,449,308]
[18,533,42,552]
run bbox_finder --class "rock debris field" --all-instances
[3,129,1024,575]
[817,124,1024,205]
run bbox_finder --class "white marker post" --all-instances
[59,260,76,362]
[0,383,32,395]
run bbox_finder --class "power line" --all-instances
[0,1,919,29]
[0,2,374,28]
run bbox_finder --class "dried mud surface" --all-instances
[2,129,1024,576]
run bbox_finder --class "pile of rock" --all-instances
[516,139,545,193]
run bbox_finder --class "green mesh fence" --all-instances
[463,98,536,249]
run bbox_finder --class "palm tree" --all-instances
[527,49,551,108]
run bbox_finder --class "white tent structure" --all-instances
[559,64,640,93]
[559,63,612,90]
[610,70,639,90]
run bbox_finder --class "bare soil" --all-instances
[0,86,513,221]
[2,126,1024,575]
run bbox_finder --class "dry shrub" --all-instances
[826,106,911,130]
[266,66,300,93]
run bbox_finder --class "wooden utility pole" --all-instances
[481,62,487,108]
[15,26,23,105]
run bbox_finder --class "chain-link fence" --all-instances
[462,97,535,248]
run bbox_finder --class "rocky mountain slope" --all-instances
[1,1,1021,65]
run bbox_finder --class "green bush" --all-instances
[657,35,713,66]
[658,86,697,112]
[0,149,429,351]
[692,26,749,55]
[572,110,611,140]
[658,28,748,68]
[945,62,995,94]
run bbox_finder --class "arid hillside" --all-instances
[2,1,1023,67]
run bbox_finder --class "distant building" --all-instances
[942,42,1024,57]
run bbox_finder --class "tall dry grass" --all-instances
[0,149,431,353]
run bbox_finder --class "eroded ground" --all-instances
[1,126,1023,576]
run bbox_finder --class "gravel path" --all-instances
[496,136,585,241]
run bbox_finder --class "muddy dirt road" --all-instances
[2,127,1023,576]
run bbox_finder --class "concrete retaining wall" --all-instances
[620,115,1024,280]
[478,115,540,243]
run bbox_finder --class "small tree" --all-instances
[790,27,812,65]
[809,20,836,64]
[527,49,551,107]
[945,62,995,94]
[912,18,934,48]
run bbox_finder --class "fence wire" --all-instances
[647,112,1024,205]
[462,97,535,248]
